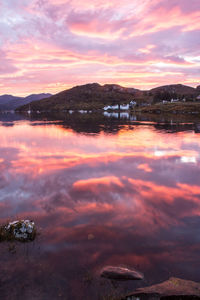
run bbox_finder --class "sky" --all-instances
[0,0,200,96]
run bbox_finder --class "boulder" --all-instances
[100,266,144,281]
[125,277,200,299]
[0,220,36,242]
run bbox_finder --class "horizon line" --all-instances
[1,82,199,98]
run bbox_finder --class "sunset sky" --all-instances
[1,0,200,96]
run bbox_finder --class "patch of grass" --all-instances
[138,102,200,114]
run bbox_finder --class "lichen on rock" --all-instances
[0,220,36,242]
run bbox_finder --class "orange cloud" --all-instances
[72,176,123,194]
[137,163,152,172]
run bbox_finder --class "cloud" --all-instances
[1,121,200,295]
[0,50,18,74]
[0,0,199,95]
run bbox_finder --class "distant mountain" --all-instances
[17,83,139,112]
[0,93,52,111]
[0,95,23,105]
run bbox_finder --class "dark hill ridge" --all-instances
[17,83,199,112]
[17,83,140,112]
[0,93,52,111]
[149,84,199,103]
[150,84,197,95]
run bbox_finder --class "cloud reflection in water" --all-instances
[0,118,200,299]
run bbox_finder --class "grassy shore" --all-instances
[137,102,200,114]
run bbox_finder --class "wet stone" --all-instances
[0,220,36,242]
[125,277,200,300]
[100,266,144,281]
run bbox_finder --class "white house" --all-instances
[120,104,129,110]
[103,102,136,111]
[129,100,137,107]
[79,110,88,114]
[103,104,119,110]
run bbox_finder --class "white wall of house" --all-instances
[103,103,131,110]
[79,110,88,113]
[103,105,119,110]
[120,104,129,110]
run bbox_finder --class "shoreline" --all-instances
[135,102,200,115]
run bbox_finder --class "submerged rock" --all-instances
[125,277,200,299]
[100,266,144,281]
[0,220,36,242]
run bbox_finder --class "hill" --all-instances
[17,83,139,112]
[16,83,200,112]
[150,84,197,95]
[149,84,198,102]
[0,93,52,111]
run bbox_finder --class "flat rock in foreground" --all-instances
[0,220,36,242]
[125,277,200,299]
[100,266,144,281]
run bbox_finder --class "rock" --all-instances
[125,277,200,299]
[100,266,144,281]
[0,220,36,242]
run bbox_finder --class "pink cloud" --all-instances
[0,0,199,95]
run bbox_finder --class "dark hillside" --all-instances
[17,83,138,111]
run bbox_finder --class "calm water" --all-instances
[0,113,200,300]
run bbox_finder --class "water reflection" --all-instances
[0,113,200,299]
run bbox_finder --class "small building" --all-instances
[171,99,179,103]
[78,110,87,114]
[103,104,119,110]
[120,104,129,110]
[129,100,137,108]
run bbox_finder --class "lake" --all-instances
[0,112,200,300]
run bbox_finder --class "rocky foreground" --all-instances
[124,277,200,300]
[100,266,144,281]
[0,220,36,242]
[99,266,200,299]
